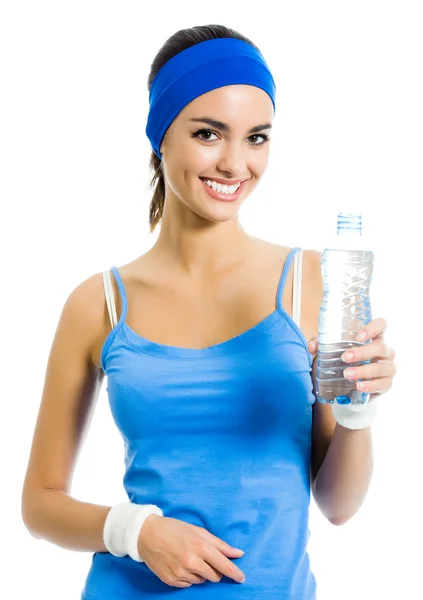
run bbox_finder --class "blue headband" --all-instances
[145,38,276,159]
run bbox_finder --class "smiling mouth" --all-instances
[199,177,247,202]
[199,178,242,192]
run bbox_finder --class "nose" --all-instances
[216,141,246,178]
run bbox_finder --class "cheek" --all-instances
[185,144,218,172]
[164,157,200,196]
[250,147,270,175]
[170,138,207,173]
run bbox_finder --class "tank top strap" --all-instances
[276,247,303,323]
[102,266,128,329]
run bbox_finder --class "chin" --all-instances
[193,203,242,224]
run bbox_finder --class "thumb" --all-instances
[307,337,318,356]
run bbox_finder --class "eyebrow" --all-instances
[188,117,272,135]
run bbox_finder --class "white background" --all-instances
[1,1,422,598]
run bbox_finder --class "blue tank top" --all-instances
[81,246,317,600]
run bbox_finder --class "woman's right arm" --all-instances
[21,272,113,552]
[20,271,247,588]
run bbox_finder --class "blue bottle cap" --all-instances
[337,212,362,235]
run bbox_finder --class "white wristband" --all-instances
[331,396,379,430]
[103,502,163,562]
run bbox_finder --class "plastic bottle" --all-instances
[315,212,375,406]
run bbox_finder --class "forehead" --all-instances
[181,84,274,123]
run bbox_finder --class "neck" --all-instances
[151,200,251,276]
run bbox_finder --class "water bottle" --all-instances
[316,212,374,406]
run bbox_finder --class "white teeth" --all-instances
[204,179,241,194]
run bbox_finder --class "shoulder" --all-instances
[248,236,323,298]
[256,238,322,296]
[61,271,105,329]
[302,248,323,295]
[68,269,110,315]
[60,269,114,369]
[289,245,323,303]
[248,235,321,268]
[296,247,323,340]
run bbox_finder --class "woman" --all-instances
[21,24,396,599]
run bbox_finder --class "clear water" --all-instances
[316,249,374,405]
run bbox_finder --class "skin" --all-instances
[21,84,396,581]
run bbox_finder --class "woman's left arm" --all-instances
[306,252,397,526]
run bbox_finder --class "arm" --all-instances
[310,400,374,525]
[306,250,375,526]
[21,273,113,552]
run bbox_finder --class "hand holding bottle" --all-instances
[308,317,396,428]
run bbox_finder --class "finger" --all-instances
[204,545,246,584]
[343,361,396,382]
[183,572,208,585]
[190,560,223,584]
[356,317,387,342]
[353,377,392,394]
[307,338,318,353]
[341,341,395,363]
[194,527,243,557]
[177,553,221,585]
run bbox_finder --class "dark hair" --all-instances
[147,24,260,233]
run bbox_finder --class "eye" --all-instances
[249,134,270,146]
[192,128,219,142]
[191,128,271,146]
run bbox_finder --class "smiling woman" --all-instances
[146,27,276,233]
[21,22,342,600]
[152,83,274,225]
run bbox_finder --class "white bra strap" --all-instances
[292,249,303,328]
[102,270,118,329]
